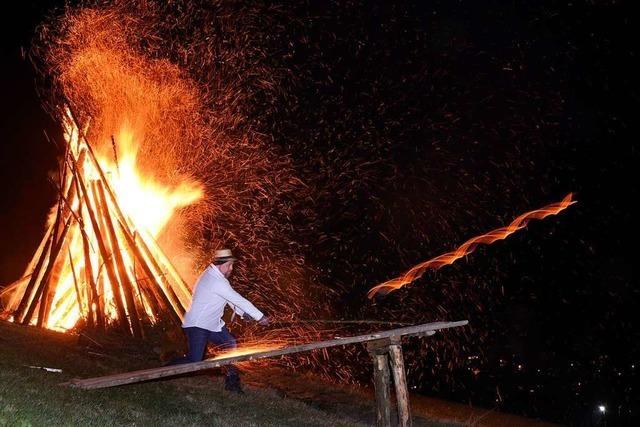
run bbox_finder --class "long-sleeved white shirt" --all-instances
[182,264,264,332]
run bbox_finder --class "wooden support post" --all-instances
[88,180,130,335]
[389,341,412,427]
[118,222,182,327]
[96,182,142,338]
[36,218,74,327]
[73,124,186,320]
[14,231,53,321]
[68,250,84,321]
[22,216,72,326]
[80,216,99,329]
[367,340,392,427]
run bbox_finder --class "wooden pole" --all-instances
[14,230,53,321]
[37,167,83,328]
[68,249,84,322]
[24,216,72,326]
[117,221,182,327]
[16,156,76,323]
[89,180,130,335]
[72,126,188,316]
[95,181,142,338]
[76,179,103,329]
[130,233,155,319]
[367,341,392,427]
[139,231,192,306]
[70,147,129,333]
[8,222,53,310]
[66,321,467,389]
[79,209,99,329]
[388,340,412,427]
[131,234,186,315]
[67,151,101,328]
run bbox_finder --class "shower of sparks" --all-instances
[2,1,329,334]
[0,0,591,395]
[368,193,576,298]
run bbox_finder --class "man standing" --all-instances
[169,249,269,393]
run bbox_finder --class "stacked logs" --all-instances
[7,108,191,337]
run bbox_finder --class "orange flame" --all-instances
[367,193,576,298]
[1,8,210,333]
[40,111,204,331]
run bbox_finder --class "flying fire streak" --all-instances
[367,193,576,298]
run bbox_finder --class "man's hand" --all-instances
[242,313,255,321]
[257,315,270,326]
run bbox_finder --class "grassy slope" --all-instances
[0,321,368,426]
[0,321,558,427]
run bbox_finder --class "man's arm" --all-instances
[216,282,264,321]
[230,304,245,317]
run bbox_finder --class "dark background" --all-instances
[1,1,637,425]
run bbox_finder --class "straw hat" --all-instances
[213,248,237,264]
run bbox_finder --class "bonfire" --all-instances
[1,107,201,337]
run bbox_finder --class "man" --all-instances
[168,248,269,393]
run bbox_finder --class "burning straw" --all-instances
[368,193,577,298]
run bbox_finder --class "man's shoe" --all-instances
[224,375,244,394]
[224,383,245,394]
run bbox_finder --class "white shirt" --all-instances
[182,264,264,332]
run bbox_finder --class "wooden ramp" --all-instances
[67,320,468,427]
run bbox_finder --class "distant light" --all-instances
[598,405,606,414]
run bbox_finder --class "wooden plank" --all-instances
[389,343,412,427]
[66,320,467,389]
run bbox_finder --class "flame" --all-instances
[99,125,203,236]
[368,193,576,298]
[8,107,204,332]
[2,8,210,333]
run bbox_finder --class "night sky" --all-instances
[1,1,637,425]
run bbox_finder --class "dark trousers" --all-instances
[168,326,240,389]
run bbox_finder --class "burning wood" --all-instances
[1,108,201,335]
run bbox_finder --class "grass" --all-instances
[0,321,556,427]
[0,321,368,426]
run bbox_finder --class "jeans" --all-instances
[168,326,240,389]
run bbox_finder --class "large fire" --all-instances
[0,3,317,354]
[3,108,203,333]
[0,2,219,335]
